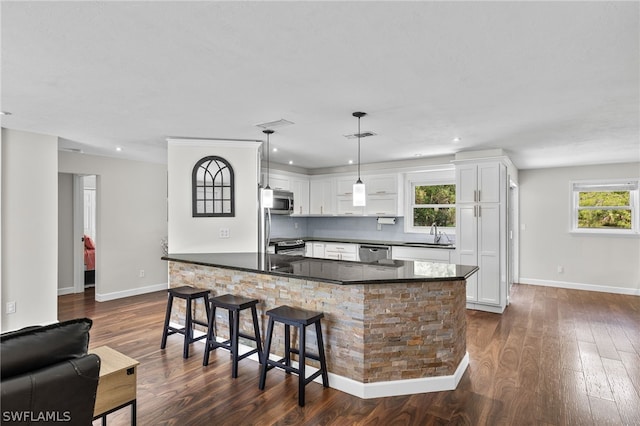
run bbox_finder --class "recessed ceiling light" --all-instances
[288,160,293,165]
[116,146,123,152]
[348,160,354,164]
[272,147,278,152]
[414,153,423,157]
[452,137,462,143]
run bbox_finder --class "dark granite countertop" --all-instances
[163,252,477,285]
[270,237,456,250]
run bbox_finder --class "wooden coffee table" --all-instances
[90,346,139,425]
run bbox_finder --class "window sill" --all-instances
[570,229,639,237]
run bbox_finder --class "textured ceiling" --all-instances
[1,1,638,170]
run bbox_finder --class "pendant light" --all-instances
[262,129,274,208]
[352,112,367,206]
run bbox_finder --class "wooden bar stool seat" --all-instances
[160,286,210,358]
[258,305,329,406]
[203,294,263,378]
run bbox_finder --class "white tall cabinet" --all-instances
[455,159,509,313]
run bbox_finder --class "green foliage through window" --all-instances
[577,191,631,229]
[412,184,456,227]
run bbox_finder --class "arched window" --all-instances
[192,156,234,217]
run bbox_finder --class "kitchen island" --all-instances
[163,252,477,398]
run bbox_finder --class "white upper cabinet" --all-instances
[366,175,397,195]
[282,171,400,216]
[310,178,335,215]
[336,177,356,196]
[291,178,310,215]
[365,195,397,216]
[337,196,364,216]
[268,175,290,191]
[335,174,398,216]
[456,163,501,204]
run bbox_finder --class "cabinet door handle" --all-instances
[478,205,481,217]
[473,190,477,202]
[478,190,481,202]
[473,205,477,217]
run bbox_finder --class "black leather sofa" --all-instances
[1,318,101,425]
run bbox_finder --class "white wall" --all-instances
[58,151,168,301]
[167,139,261,253]
[58,173,74,291]
[1,129,58,331]
[519,162,640,295]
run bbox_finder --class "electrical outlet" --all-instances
[139,269,145,278]
[219,228,230,238]
[6,301,16,314]
[557,265,564,273]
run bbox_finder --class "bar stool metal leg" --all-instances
[298,324,306,406]
[160,293,174,349]
[315,321,329,387]
[258,317,275,390]
[203,304,217,366]
[183,297,193,359]
[251,305,264,364]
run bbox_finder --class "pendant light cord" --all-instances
[357,116,361,182]
[263,129,273,188]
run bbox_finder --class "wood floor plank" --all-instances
[578,341,615,401]
[55,284,637,426]
[590,322,621,361]
[588,396,623,426]
[601,357,640,426]
[560,369,593,426]
[619,350,640,398]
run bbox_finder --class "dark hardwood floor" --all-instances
[57,284,640,425]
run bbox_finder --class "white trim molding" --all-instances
[95,282,168,302]
[520,278,640,296]
[198,337,470,399]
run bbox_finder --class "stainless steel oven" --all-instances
[274,239,306,256]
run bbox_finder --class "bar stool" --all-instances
[160,286,210,358]
[258,305,329,406]
[203,294,263,378]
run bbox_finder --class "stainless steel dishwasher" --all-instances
[358,244,391,262]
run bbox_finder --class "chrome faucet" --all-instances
[430,222,441,243]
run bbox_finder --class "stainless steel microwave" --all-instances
[270,190,294,215]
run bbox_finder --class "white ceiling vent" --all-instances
[254,119,295,129]
[343,131,377,139]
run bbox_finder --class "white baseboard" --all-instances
[519,278,640,296]
[58,286,75,296]
[189,334,470,399]
[95,282,168,301]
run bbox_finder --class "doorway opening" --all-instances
[82,175,96,288]
[72,174,97,294]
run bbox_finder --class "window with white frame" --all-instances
[408,182,456,232]
[571,179,639,234]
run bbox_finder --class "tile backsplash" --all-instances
[271,215,454,244]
